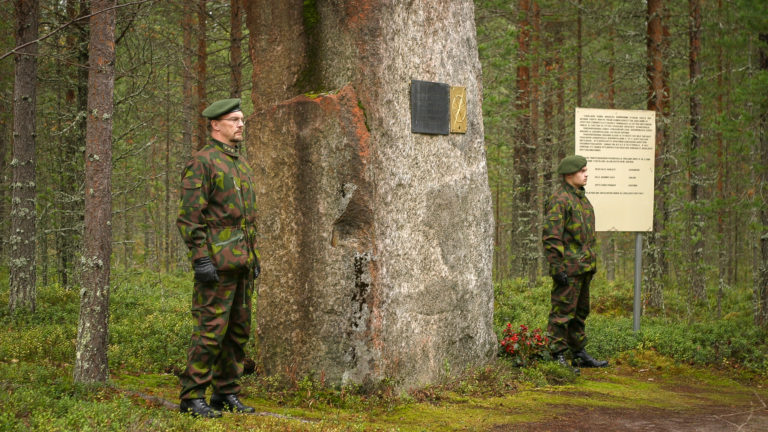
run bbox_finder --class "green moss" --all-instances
[302,0,320,29]
[297,0,322,93]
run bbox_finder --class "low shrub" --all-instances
[494,277,768,374]
[499,323,549,366]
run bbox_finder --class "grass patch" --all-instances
[0,269,766,430]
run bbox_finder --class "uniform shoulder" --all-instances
[182,147,218,174]
[192,143,220,158]
[546,184,573,207]
[548,183,570,199]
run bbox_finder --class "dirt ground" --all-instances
[505,404,768,432]
[493,366,768,432]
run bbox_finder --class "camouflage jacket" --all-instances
[177,138,258,271]
[542,180,596,276]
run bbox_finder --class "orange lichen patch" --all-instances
[345,0,375,30]
[279,86,372,163]
[337,86,372,162]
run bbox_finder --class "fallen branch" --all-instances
[711,390,768,431]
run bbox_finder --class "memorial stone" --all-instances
[246,0,495,390]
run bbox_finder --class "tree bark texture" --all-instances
[229,0,243,98]
[716,0,727,314]
[57,0,89,290]
[245,0,496,389]
[195,0,207,150]
[513,0,539,285]
[602,22,617,283]
[576,0,582,107]
[529,1,542,282]
[756,33,768,327]
[645,0,669,311]
[688,0,705,302]
[74,0,115,383]
[9,0,39,314]
[245,0,306,110]
[0,103,6,261]
[181,3,195,155]
[164,68,171,272]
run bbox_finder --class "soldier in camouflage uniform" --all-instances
[542,155,608,374]
[177,98,259,418]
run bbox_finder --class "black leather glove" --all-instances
[253,257,261,279]
[553,271,569,287]
[194,257,219,283]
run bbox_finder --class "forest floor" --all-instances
[112,350,768,431]
[501,367,768,432]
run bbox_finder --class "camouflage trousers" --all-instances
[547,272,593,354]
[180,269,252,400]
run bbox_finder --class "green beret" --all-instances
[556,155,588,174]
[202,98,241,119]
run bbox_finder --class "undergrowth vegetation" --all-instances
[495,276,768,373]
[0,268,766,430]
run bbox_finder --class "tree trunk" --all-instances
[645,0,669,311]
[540,16,564,278]
[513,0,538,284]
[195,0,207,150]
[688,0,705,304]
[164,68,171,272]
[245,0,306,110]
[74,0,115,383]
[576,0,582,107]
[0,103,6,262]
[530,1,542,284]
[181,2,195,155]
[494,144,503,282]
[603,20,617,283]
[229,0,243,98]
[755,33,768,327]
[57,0,89,290]
[716,0,727,317]
[9,0,39,314]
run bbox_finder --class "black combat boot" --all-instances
[210,393,256,414]
[554,351,580,375]
[571,349,609,368]
[179,398,222,418]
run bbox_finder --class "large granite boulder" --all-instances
[246,0,495,389]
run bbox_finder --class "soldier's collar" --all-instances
[562,179,586,196]
[211,138,240,157]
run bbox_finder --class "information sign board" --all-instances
[575,108,656,232]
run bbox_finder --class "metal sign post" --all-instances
[574,108,655,333]
[633,233,643,332]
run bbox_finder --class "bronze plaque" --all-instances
[450,86,467,133]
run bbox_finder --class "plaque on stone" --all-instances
[410,80,450,135]
[450,86,467,133]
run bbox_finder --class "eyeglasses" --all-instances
[219,117,245,125]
